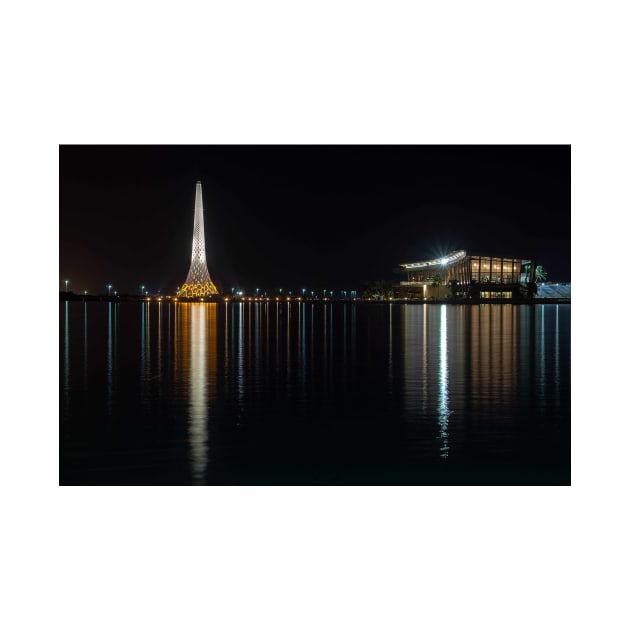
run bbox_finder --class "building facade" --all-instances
[394,249,530,299]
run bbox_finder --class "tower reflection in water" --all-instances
[175,303,217,484]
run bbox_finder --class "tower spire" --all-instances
[178,181,219,297]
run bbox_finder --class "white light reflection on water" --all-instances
[438,305,450,458]
[189,304,208,483]
[422,304,428,415]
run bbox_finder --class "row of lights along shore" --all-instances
[62,280,359,301]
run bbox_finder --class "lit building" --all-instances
[178,181,219,298]
[394,249,531,299]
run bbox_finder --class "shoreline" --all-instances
[59,294,570,305]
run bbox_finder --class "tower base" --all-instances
[178,281,219,297]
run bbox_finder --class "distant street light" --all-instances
[107,284,112,296]
[65,279,69,292]
[302,288,306,296]
[256,288,259,297]
[141,285,145,296]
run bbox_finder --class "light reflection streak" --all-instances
[264,303,270,389]
[157,302,162,394]
[310,304,315,377]
[275,302,280,365]
[329,303,334,375]
[237,303,244,411]
[403,305,422,418]
[189,304,208,483]
[255,302,260,371]
[224,302,229,383]
[248,301,252,367]
[540,305,546,399]
[140,303,146,399]
[64,301,69,417]
[323,303,328,389]
[231,303,236,364]
[83,302,88,392]
[167,303,172,372]
[555,305,560,390]
[286,301,291,392]
[107,303,113,414]
[173,302,179,380]
[351,304,356,380]
[422,304,427,415]
[301,302,306,393]
[146,301,151,377]
[438,305,450,457]
[388,303,393,394]
[343,304,348,387]
[265,301,269,353]
[297,301,302,365]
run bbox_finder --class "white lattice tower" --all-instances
[179,181,219,297]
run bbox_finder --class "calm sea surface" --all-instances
[60,301,570,485]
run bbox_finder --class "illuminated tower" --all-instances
[178,181,219,297]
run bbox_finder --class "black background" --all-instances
[60,145,570,294]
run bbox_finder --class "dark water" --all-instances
[60,301,570,485]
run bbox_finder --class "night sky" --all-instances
[59,145,570,295]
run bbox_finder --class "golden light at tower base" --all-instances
[178,281,219,297]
